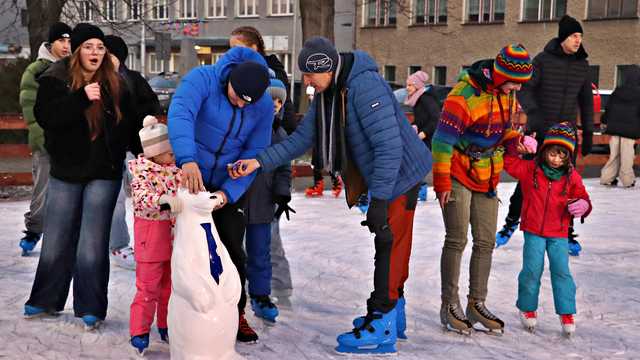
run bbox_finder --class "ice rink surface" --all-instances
[0,180,638,359]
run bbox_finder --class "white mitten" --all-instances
[211,191,227,211]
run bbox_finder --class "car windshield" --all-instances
[148,76,178,89]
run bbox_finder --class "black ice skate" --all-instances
[466,301,504,335]
[440,302,473,335]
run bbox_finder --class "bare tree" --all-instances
[299,0,335,42]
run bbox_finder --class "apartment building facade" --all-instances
[356,0,640,90]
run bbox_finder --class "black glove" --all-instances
[361,198,389,233]
[274,194,296,221]
[581,131,592,157]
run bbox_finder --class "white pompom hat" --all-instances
[138,115,171,158]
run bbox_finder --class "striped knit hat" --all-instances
[493,44,533,86]
[139,115,171,158]
[541,122,576,154]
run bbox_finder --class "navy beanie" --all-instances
[297,36,339,73]
[558,15,583,42]
[48,22,71,44]
[104,35,128,63]
[71,23,105,53]
[229,61,270,104]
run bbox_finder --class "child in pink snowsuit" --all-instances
[128,116,182,355]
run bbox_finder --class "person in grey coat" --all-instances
[244,77,294,323]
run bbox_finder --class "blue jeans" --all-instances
[516,232,576,315]
[26,176,120,319]
[246,223,272,297]
[108,183,130,251]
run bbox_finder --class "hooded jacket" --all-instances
[34,58,143,183]
[602,65,640,139]
[517,38,594,134]
[168,47,274,204]
[257,50,432,201]
[432,60,520,194]
[504,150,592,238]
[19,43,59,152]
[264,54,297,135]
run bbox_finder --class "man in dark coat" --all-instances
[600,65,640,187]
[496,15,594,256]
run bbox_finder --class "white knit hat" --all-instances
[139,115,171,158]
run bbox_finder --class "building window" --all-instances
[363,0,397,27]
[270,0,293,15]
[465,0,504,23]
[178,0,197,19]
[275,53,292,76]
[207,0,226,18]
[79,1,93,21]
[589,65,600,87]
[616,64,638,86]
[128,0,142,20]
[127,53,137,71]
[434,66,447,85]
[238,0,259,17]
[414,0,447,24]
[212,53,225,64]
[152,0,169,20]
[588,0,638,19]
[522,0,566,21]
[103,0,118,21]
[149,53,160,73]
[408,65,422,76]
[384,65,397,83]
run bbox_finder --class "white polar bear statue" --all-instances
[168,189,243,360]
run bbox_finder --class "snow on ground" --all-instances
[0,179,639,359]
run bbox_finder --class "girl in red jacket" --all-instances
[503,122,592,337]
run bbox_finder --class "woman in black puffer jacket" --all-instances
[600,65,640,188]
[24,24,142,327]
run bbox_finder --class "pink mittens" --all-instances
[568,199,589,217]
[523,136,538,154]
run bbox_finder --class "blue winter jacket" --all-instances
[168,47,274,203]
[257,51,432,201]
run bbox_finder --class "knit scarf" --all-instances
[404,86,426,108]
[541,163,566,181]
[313,53,354,174]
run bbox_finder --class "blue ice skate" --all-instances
[251,296,279,323]
[82,314,102,330]
[336,309,397,355]
[353,297,407,340]
[158,327,169,344]
[568,240,582,257]
[418,184,428,201]
[131,333,150,356]
[19,231,41,256]
[496,220,519,248]
[24,304,47,318]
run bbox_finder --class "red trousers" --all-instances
[367,185,419,313]
[130,217,173,336]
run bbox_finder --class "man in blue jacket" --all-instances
[230,37,432,354]
[168,46,272,343]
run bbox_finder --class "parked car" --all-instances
[148,72,181,114]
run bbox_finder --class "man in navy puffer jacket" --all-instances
[230,37,432,354]
[168,46,272,343]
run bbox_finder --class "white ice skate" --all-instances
[519,311,537,333]
[559,314,576,337]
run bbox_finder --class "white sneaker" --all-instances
[110,246,136,270]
